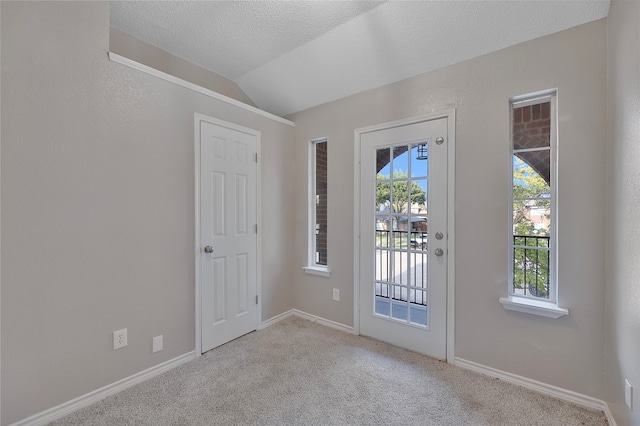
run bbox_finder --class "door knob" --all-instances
[204,246,214,253]
[434,248,444,257]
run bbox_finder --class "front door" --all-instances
[199,117,258,353]
[359,117,448,359]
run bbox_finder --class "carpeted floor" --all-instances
[52,317,607,425]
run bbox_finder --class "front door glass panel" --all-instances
[374,142,429,327]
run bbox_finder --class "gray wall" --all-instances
[288,20,607,399]
[1,2,294,424]
[605,1,640,425]
[109,28,257,107]
[4,1,637,425]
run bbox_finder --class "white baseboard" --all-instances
[290,309,356,334]
[602,401,618,426]
[454,357,614,419]
[11,351,196,426]
[261,309,355,334]
[258,309,296,329]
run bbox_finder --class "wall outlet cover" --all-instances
[113,328,127,350]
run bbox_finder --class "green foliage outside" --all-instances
[375,171,427,249]
[512,156,551,298]
[376,171,426,214]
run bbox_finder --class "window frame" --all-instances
[303,138,331,277]
[500,89,568,318]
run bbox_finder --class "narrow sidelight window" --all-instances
[510,91,557,302]
[309,139,328,269]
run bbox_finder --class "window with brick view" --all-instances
[314,141,328,266]
[510,92,556,302]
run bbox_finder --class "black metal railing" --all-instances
[374,284,427,306]
[513,235,550,298]
[375,230,428,306]
[375,230,428,250]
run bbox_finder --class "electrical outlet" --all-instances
[153,335,163,353]
[113,328,127,350]
[332,288,340,302]
[625,379,633,410]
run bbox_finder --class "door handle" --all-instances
[434,248,444,257]
[204,246,214,254]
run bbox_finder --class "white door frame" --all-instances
[353,109,456,363]
[194,113,262,357]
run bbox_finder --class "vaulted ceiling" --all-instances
[110,1,610,117]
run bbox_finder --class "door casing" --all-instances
[353,110,456,362]
[194,113,262,357]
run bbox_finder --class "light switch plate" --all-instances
[153,335,163,353]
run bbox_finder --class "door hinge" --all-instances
[254,224,258,233]
[255,153,258,163]
[255,295,259,305]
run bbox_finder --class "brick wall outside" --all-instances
[315,141,328,265]
[513,102,551,183]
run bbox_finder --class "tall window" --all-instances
[510,91,557,302]
[305,139,329,276]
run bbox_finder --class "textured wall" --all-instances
[109,28,257,107]
[604,1,640,425]
[1,2,294,424]
[288,20,607,398]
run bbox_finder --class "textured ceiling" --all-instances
[110,1,610,117]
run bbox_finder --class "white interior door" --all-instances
[359,118,448,359]
[199,119,258,353]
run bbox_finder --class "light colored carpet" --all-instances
[52,317,607,425]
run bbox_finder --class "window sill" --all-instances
[303,266,331,278]
[499,296,568,319]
